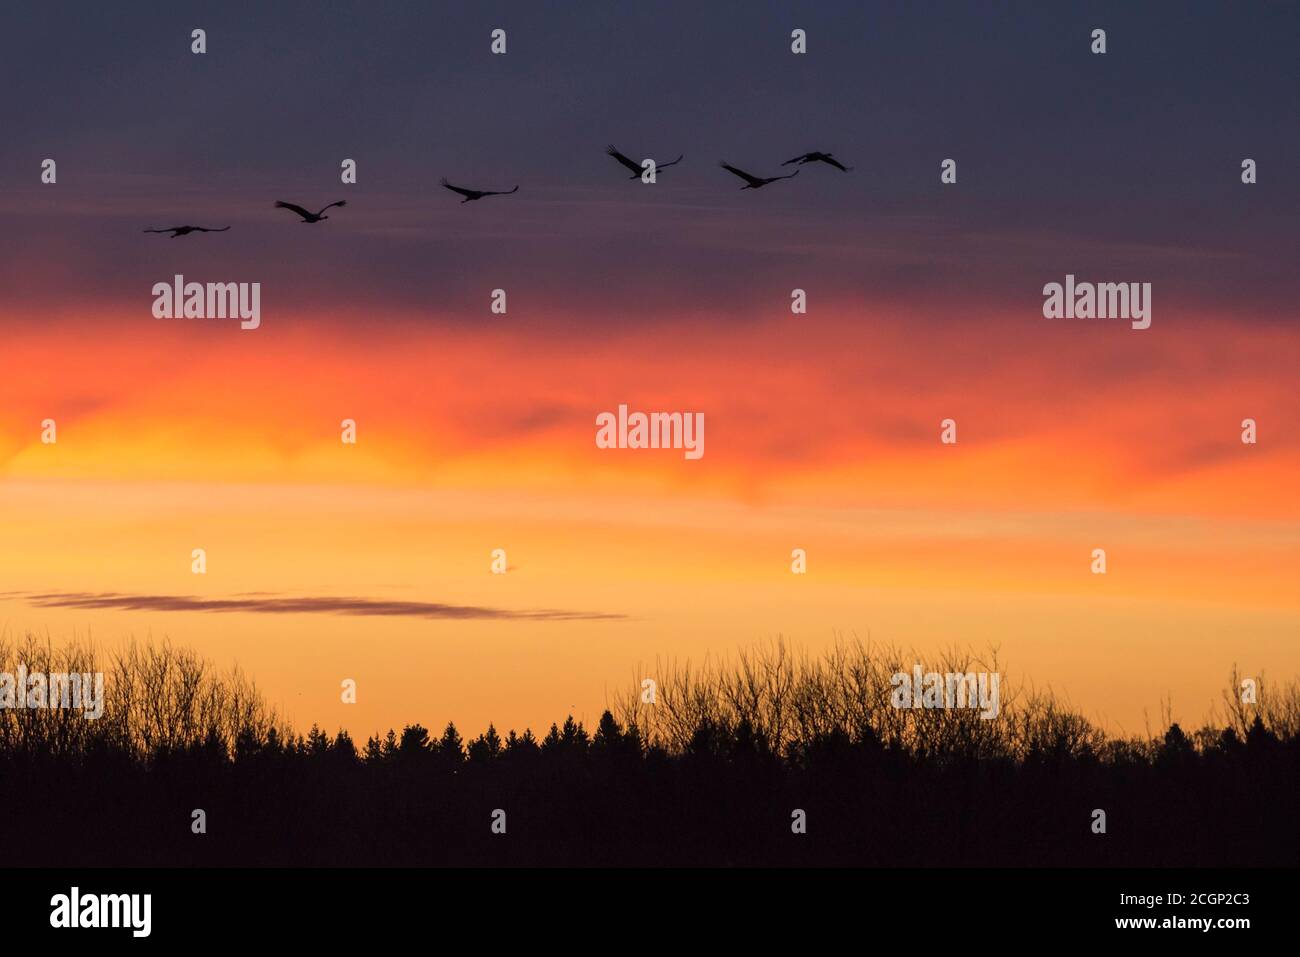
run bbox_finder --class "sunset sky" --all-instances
[1,1,1297,738]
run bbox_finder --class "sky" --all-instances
[0,1,1297,739]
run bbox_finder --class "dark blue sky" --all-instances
[1,0,1295,323]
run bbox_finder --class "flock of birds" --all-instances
[142,147,851,236]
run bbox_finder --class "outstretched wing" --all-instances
[440,178,476,199]
[484,186,519,196]
[606,145,641,174]
[782,154,810,166]
[275,201,313,219]
[719,163,763,187]
[657,154,684,171]
[317,201,347,214]
[773,169,800,182]
[143,228,179,234]
[822,156,851,172]
[194,226,231,232]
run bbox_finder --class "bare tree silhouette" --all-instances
[2,633,1296,866]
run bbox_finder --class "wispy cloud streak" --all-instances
[12,591,624,623]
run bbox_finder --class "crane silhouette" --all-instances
[605,145,684,179]
[142,225,230,238]
[782,151,853,172]
[719,162,800,189]
[274,200,346,223]
[440,179,519,203]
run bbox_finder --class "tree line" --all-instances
[2,633,1295,866]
